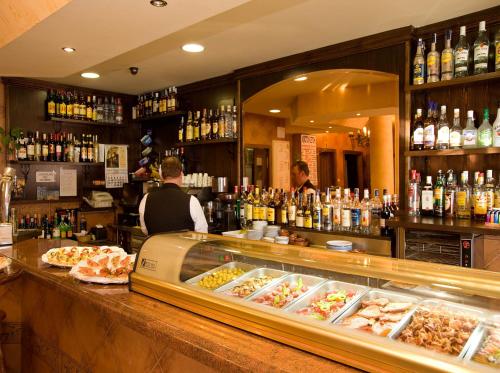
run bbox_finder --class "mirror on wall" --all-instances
[242,69,399,194]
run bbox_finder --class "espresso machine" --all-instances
[0,167,16,245]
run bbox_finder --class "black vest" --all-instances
[144,183,194,235]
[299,179,315,193]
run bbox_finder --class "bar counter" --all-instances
[0,239,356,372]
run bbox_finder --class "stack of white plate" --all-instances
[247,229,264,240]
[252,221,268,232]
[264,225,280,238]
[326,240,353,251]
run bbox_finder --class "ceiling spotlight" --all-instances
[182,43,205,53]
[328,126,332,129]
[150,0,167,7]
[81,72,100,79]
[294,76,308,82]
[309,120,314,123]
[325,130,329,133]
[62,47,75,53]
[269,109,281,113]
[356,113,361,116]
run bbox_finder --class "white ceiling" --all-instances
[0,0,498,94]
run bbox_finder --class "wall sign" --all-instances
[35,171,56,183]
[272,140,290,190]
[300,135,318,186]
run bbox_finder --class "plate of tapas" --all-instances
[41,246,125,268]
[69,252,136,284]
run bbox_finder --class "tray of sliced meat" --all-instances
[392,299,484,358]
[333,289,419,337]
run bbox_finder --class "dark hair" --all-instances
[161,156,183,179]
[293,160,309,176]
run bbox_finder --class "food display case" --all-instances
[130,232,500,372]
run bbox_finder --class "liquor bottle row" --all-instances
[12,209,87,239]
[46,89,123,124]
[15,130,100,163]
[413,21,500,85]
[178,105,238,142]
[407,169,500,221]
[410,102,500,150]
[132,86,179,119]
[237,186,397,236]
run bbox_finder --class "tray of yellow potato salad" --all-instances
[185,262,256,290]
[41,246,125,268]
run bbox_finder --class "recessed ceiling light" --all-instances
[269,109,281,113]
[328,126,332,129]
[62,47,75,53]
[356,113,361,116]
[81,72,100,79]
[294,76,308,82]
[182,43,205,53]
[309,120,314,123]
[325,130,329,133]
[150,0,167,7]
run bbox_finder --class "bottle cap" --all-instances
[460,26,466,35]
[441,105,446,113]
[417,108,422,115]
[454,108,459,116]
[487,169,492,178]
[467,110,474,118]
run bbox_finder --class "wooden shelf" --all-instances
[132,111,186,123]
[175,138,237,147]
[9,160,104,166]
[405,147,500,157]
[49,117,125,128]
[11,197,81,205]
[405,71,500,92]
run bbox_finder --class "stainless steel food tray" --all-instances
[184,261,256,289]
[215,268,289,298]
[463,314,500,366]
[283,280,369,323]
[247,273,326,309]
[390,299,485,358]
[333,289,420,338]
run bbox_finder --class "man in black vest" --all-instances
[139,156,208,235]
[291,160,315,194]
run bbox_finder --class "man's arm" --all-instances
[138,193,149,235]
[190,196,208,233]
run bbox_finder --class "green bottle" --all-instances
[433,170,445,217]
[478,108,493,148]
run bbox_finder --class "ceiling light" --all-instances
[328,126,332,129]
[182,43,205,53]
[294,76,308,82]
[269,109,281,113]
[356,113,361,116]
[62,47,75,53]
[81,72,100,79]
[150,0,167,7]
[310,120,314,123]
[325,130,329,133]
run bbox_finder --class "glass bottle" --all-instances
[413,38,425,85]
[115,97,123,124]
[41,133,49,162]
[427,33,440,83]
[493,102,500,147]
[201,109,207,141]
[441,29,454,80]
[412,108,424,150]
[444,170,457,218]
[303,194,313,229]
[485,169,495,213]
[454,26,470,77]
[295,193,304,228]
[473,173,487,221]
[34,131,41,161]
[267,189,276,225]
[360,189,371,234]
[370,189,382,234]
[211,109,219,140]
[436,105,450,149]
[332,188,342,231]
[341,188,352,232]
[186,111,193,142]
[206,109,212,140]
[225,105,233,138]
[433,170,445,217]
[322,188,333,231]
[380,194,391,236]
[60,92,67,118]
[312,190,322,230]
[218,106,225,139]
[421,176,434,216]
[232,106,238,138]
[46,89,56,119]
[473,21,489,75]
[244,186,254,228]
[178,117,184,143]
[193,111,201,141]
[407,169,420,216]
[252,187,261,222]
[456,171,471,219]
[496,27,500,71]
[281,192,288,227]
[449,108,462,149]
[288,189,297,227]
[86,95,93,121]
[478,108,493,148]
[26,132,35,161]
[423,102,436,150]
[462,110,477,148]
[350,188,361,233]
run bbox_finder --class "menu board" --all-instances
[272,140,290,190]
[300,135,318,186]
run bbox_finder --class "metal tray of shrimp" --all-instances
[247,273,326,309]
[215,268,289,298]
[390,299,485,358]
[184,261,256,289]
[283,280,370,323]
[333,289,420,338]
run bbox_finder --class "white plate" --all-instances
[69,253,136,284]
[0,256,11,272]
[41,246,125,268]
[326,240,352,247]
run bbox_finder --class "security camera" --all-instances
[129,67,139,75]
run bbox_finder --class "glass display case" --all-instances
[130,232,500,372]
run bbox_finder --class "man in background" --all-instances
[291,160,315,194]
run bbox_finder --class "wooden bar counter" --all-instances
[0,239,356,372]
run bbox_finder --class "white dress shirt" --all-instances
[139,193,208,235]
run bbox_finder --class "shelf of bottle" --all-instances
[387,215,500,235]
[132,111,186,123]
[11,197,82,205]
[9,160,104,166]
[405,147,500,157]
[49,117,126,128]
[285,226,391,241]
[175,138,237,147]
[405,71,500,92]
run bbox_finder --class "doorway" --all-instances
[319,150,336,190]
[244,147,270,188]
[344,151,363,190]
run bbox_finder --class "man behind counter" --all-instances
[291,160,315,194]
[139,156,208,235]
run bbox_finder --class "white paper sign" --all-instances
[36,171,56,183]
[60,169,77,196]
[272,140,290,190]
[105,145,128,188]
[300,135,318,187]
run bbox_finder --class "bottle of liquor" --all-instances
[312,190,322,230]
[66,133,74,162]
[60,92,67,118]
[86,96,93,121]
[26,132,35,161]
[412,108,424,150]
[212,109,219,139]
[55,133,62,162]
[225,105,233,138]
[423,102,436,150]
[288,190,297,227]
[485,169,495,212]
[436,105,450,149]
[252,187,261,222]
[48,133,56,161]
[474,173,487,221]
[93,134,99,163]
[351,188,361,233]
[456,171,471,219]
[193,111,201,141]
[116,97,123,124]
[473,21,489,75]
[441,30,454,80]
[413,38,425,85]
[380,194,391,236]
[206,109,212,140]
[493,102,500,147]
[463,110,477,148]
[322,188,333,231]
[218,106,225,139]
[232,106,238,138]
[449,108,462,149]
[185,111,193,142]
[444,170,457,217]
[454,26,470,77]
[427,33,440,83]
[360,189,371,234]
[478,108,493,147]
[296,193,304,228]
[81,134,88,162]
[178,117,184,142]
[34,131,41,161]
[260,189,268,223]
[152,92,159,115]
[41,133,49,161]
[332,188,342,231]
[55,91,61,118]
[495,178,500,209]
[91,96,97,121]
[370,189,382,234]
[495,28,500,71]
[87,134,94,163]
[244,186,253,228]
[110,97,116,123]
[407,169,420,216]
[421,176,434,216]
[433,170,445,217]
[46,90,56,119]
[66,91,74,119]
[267,189,276,225]
[201,109,207,141]
[281,192,288,227]
[303,194,313,229]
[341,188,352,232]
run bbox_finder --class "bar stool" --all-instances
[0,309,6,373]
